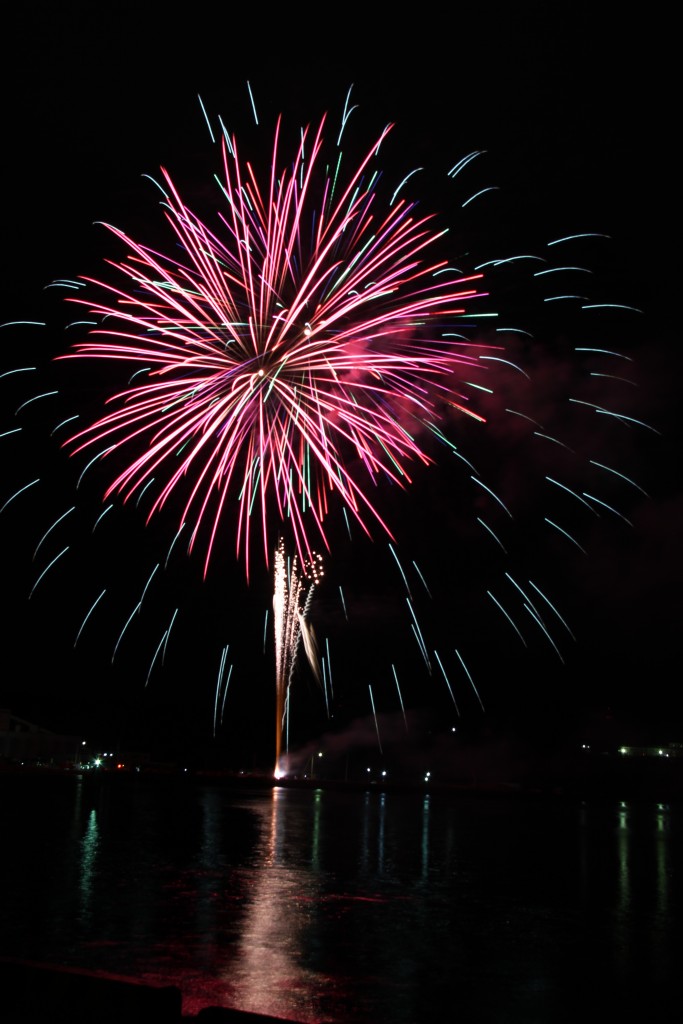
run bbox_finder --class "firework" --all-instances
[2,87,654,774]
[273,538,324,775]
[57,92,491,582]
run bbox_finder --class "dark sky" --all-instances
[1,6,679,764]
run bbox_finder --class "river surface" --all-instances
[0,774,679,1022]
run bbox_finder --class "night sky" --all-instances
[1,6,678,767]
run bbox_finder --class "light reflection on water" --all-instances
[0,777,680,1022]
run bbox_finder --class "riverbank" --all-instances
[2,754,683,800]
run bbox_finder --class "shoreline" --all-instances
[2,759,683,801]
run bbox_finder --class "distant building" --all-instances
[617,743,683,759]
[0,709,81,766]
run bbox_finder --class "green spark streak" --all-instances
[14,389,57,413]
[412,561,432,597]
[487,591,526,646]
[546,476,597,514]
[112,602,143,663]
[477,517,507,552]
[389,543,411,596]
[320,655,331,718]
[77,448,114,489]
[456,649,484,711]
[29,547,69,599]
[34,507,75,560]
[146,630,167,687]
[476,255,543,270]
[214,646,231,735]
[391,167,423,205]
[93,505,114,533]
[505,573,547,627]
[595,409,661,435]
[533,266,591,276]
[462,186,500,208]
[135,478,156,508]
[0,365,37,377]
[407,598,430,669]
[481,356,530,379]
[544,518,587,553]
[581,303,643,313]
[528,580,576,640]
[582,493,633,526]
[330,150,343,202]
[590,460,648,496]
[506,408,543,428]
[471,476,512,517]
[448,151,485,178]
[392,664,408,729]
[219,665,233,728]
[411,624,431,670]
[165,523,186,568]
[575,347,633,360]
[589,372,636,386]
[533,432,575,453]
[246,80,258,125]
[1,479,39,515]
[197,93,216,143]
[433,650,460,714]
[368,685,383,754]
[337,85,357,148]
[51,415,79,436]
[140,565,160,606]
[74,589,107,647]
[162,609,179,665]
[523,604,565,663]
[547,233,610,245]
[325,638,334,698]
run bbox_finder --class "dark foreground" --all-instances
[0,958,308,1024]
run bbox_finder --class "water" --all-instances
[1,774,679,1022]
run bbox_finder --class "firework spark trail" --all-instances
[214,645,232,736]
[272,538,323,774]
[369,684,383,754]
[28,546,69,599]
[434,650,460,715]
[0,480,39,515]
[74,588,107,647]
[392,664,408,729]
[33,507,75,559]
[406,597,431,670]
[388,542,413,600]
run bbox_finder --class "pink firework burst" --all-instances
[59,96,492,579]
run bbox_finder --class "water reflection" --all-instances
[577,798,676,999]
[616,800,630,920]
[2,781,680,1022]
[421,794,430,880]
[78,808,99,921]
[655,803,670,918]
[224,788,326,1023]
